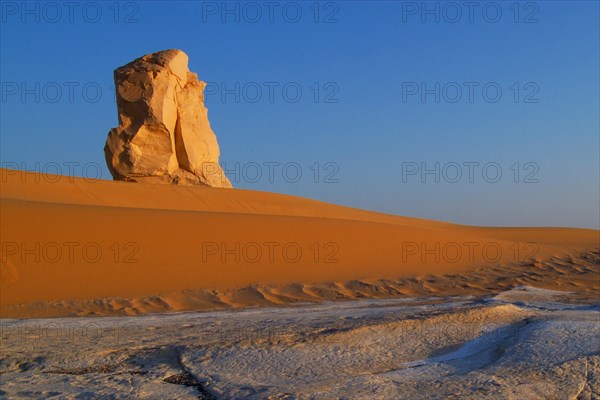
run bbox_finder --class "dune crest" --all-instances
[0,169,598,318]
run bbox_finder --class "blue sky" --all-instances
[1,1,598,228]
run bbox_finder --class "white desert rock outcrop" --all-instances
[104,49,232,187]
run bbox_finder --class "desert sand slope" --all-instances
[0,169,598,318]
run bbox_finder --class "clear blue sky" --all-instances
[1,1,598,228]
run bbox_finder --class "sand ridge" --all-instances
[1,169,598,318]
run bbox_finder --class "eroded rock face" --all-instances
[104,49,232,187]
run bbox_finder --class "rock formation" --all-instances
[104,49,232,187]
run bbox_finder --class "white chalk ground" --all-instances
[1,286,599,399]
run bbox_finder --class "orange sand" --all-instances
[1,168,598,318]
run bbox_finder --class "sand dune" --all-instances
[1,169,598,318]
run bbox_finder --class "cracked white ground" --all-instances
[1,286,598,399]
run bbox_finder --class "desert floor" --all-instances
[1,169,599,398]
[1,286,599,399]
